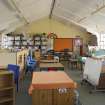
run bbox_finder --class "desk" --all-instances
[39,62,64,71]
[29,71,77,105]
[67,52,72,55]
[40,59,57,63]
[0,66,7,70]
[68,59,78,70]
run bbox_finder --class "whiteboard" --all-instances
[54,38,73,51]
[83,58,102,86]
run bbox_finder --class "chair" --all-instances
[47,50,55,55]
[26,55,37,74]
[54,56,59,62]
[7,64,20,92]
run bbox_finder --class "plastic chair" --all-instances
[26,55,37,74]
[7,64,20,92]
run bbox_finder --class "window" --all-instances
[97,34,105,49]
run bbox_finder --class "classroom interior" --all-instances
[0,0,105,105]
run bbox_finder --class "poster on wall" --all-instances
[74,38,82,47]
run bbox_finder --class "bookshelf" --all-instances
[6,33,48,53]
[7,34,27,49]
[33,34,48,54]
[0,71,14,105]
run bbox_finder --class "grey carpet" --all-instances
[16,61,105,105]
[16,74,32,105]
[64,61,105,105]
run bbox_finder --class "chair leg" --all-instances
[16,79,19,92]
[25,67,28,74]
[19,77,24,92]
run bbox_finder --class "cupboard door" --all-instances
[53,89,75,105]
[32,89,52,105]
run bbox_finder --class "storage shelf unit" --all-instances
[0,71,14,105]
[33,34,48,54]
[7,34,27,49]
[6,34,48,52]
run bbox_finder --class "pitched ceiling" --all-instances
[0,0,105,35]
[14,0,52,22]
[0,0,25,33]
[53,0,105,35]
[0,0,52,34]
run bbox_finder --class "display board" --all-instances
[54,38,73,51]
[83,58,102,86]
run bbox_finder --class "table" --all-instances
[40,59,57,63]
[29,71,77,105]
[39,62,64,71]
[0,66,7,70]
[67,52,73,55]
[68,59,78,70]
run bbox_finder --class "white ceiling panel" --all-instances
[0,0,25,33]
[80,13,105,32]
[99,8,105,16]
[53,7,81,22]
[54,0,105,20]
[81,14,105,24]
[55,0,96,15]
[1,0,105,35]
[15,0,52,22]
[0,0,52,33]
[15,0,39,7]
[53,0,105,34]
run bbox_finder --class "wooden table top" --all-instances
[67,52,73,55]
[69,58,78,62]
[31,71,77,89]
[0,70,13,74]
[40,62,64,68]
[40,59,57,63]
[0,66,7,70]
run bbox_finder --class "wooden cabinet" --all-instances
[53,89,75,105]
[31,71,77,105]
[32,89,75,105]
[88,34,97,46]
[0,71,14,105]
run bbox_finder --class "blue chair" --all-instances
[7,64,20,92]
[26,55,37,74]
